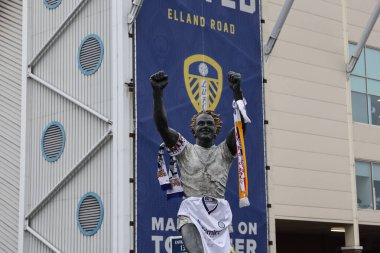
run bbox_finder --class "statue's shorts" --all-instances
[177,196,232,253]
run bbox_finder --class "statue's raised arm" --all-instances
[225,71,247,156]
[150,70,179,148]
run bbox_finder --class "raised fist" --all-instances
[150,70,169,90]
[227,71,241,90]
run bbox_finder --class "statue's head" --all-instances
[190,111,222,143]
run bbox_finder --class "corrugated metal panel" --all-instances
[24,0,112,252]
[30,142,112,253]
[0,0,22,252]
[32,0,112,117]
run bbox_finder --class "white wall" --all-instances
[264,0,352,223]
[0,1,22,252]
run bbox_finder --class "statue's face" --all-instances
[194,113,216,142]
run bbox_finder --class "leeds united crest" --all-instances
[184,54,223,112]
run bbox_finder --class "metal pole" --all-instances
[25,226,62,253]
[264,0,294,61]
[127,0,144,25]
[347,0,380,73]
[28,72,112,124]
[25,129,112,219]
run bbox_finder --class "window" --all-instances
[349,44,380,126]
[355,161,380,210]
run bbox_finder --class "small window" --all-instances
[349,43,380,126]
[356,161,373,209]
[78,34,104,76]
[43,0,62,9]
[77,192,104,236]
[41,121,65,162]
[355,160,380,210]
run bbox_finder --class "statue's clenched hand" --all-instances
[150,70,169,90]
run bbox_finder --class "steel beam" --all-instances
[264,0,294,61]
[28,72,112,124]
[347,0,380,73]
[25,129,112,219]
[28,0,90,68]
[25,226,62,253]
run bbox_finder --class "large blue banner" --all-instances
[136,1,266,252]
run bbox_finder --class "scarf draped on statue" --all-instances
[156,143,185,199]
[233,99,251,208]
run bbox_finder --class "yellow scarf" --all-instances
[233,99,251,208]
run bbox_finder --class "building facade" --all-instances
[264,0,380,252]
[0,0,380,252]
[0,0,22,252]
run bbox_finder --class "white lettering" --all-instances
[235,238,245,252]
[238,222,247,234]
[238,222,257,235]
[222,0,236,9]
[240,0,255,14]
[247,239,257,253]
[204,0,256,13]
[165,218,176,231]
[152,217,164,231]
[165,237,171,252]
[231,239,257,253]
[249,222,257,235]
[151,235,164,253]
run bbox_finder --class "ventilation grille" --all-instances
[41,122,65,162]
[44,0,62,9]
[78,35,104,75]
[78,193,103,236]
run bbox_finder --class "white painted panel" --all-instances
[265,1,343,38]
[25,81,109,207]
[32,0,112,117]
[29,142,112,253]
[346,0,380,46]
[270,40,346,71]
[271,110,349,139]
[269,74,347,105]
[274,204,354,222]
[270,92,348,122]
[272,166,351,192]
[354,141,380,162]
[268,57,346,88]
[265,19,344,55]
[24,0,113,252]
[271,147,350,174]
[271,129,350,157]
[358,209,380,225]
[353,123,380,145]
[347,0,377,16]
[267,0,342,22]
[0,1,22,252]
[274,185,352,210]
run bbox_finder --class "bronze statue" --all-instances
[151,70,247,253]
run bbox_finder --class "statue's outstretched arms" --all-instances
[226,71,247,156]
[151,71,180,148]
